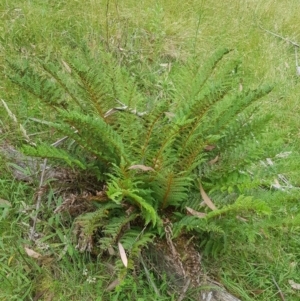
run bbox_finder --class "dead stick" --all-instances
[259,25,300,48]
[177,278,191,301]
[29,158,47,240]
[104,99,147,118]
[272,276,286,301]
[29,134,76,240]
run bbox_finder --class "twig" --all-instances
[259,25,300,75]
[259,25,300,48]
[104,100,147,118]
[272,276,286,301]
[29,158,47,240]
[177,278,191,301]
[29,134,76,241]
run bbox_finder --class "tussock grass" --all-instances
[1,0,300,300]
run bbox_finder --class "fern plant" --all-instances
[6,45,273,266]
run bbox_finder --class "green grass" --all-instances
[1,0,300,300]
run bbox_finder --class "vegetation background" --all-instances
[1,0,300,300]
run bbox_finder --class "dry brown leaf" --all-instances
[186,207,207,218]
[236,215,248,222]
[107,246,115,256]
[208,155,219,165]
[106,279,120,291]
[164,112,175,119]
[199,182,217,211]
[204,145,215,151]
[128,164,154,172]
[24,247,42,259]
[118,242,128,268]
[289,280,300,290]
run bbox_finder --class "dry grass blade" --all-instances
[1,99,36,146]
[61,59,71,73]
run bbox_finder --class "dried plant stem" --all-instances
[29,134,76,240]
[104,99,147,118]
[259,25,299,48]
[272,276,286,301]
[29,158,47,240]
[177,278,191,301]
[1,99,36,146]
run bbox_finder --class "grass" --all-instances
[1,0,300,300]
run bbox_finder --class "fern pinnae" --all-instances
[151,123,183,171]
[152,171,191,209]
[211,85,273,137]
[175,84,230,162]
[22,143,86,169]
[101,214,139,247]
[7,62,62,108]
[40,59,84,110]
[139,103,169,160]
[182,48,232,100]
[66,59,110,118]
[177,143,208,175]
[123,190,158,226]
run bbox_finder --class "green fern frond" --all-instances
[39,59,85,110]
[22,143,85,169]
[138,101,170,161]
[208,85,273,139]
[58,110,127,164]
[7,60,67,108]
[174,48,232,102]
[151,171,191,209]
[100,213,139,251]
[172,215,224,237]
[206,195,271,219]
[74,202,122,246]
[125,190,159,226]
[106,165,159,226]
[120,229,155,256]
